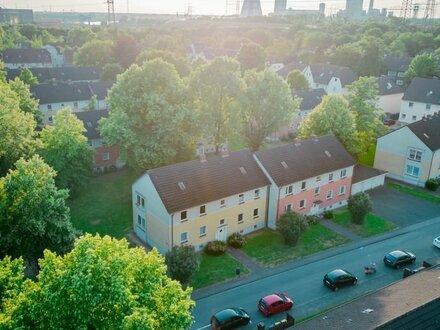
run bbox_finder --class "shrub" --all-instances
[425,178,439,191]
[306,215,320,226]
[227,232,246,248]
[348,192,373,225]
[165,245,199,284]
[277,211,307,246]
[322,210,334,219]
[205,240,227,256]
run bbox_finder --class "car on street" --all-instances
[323,269,358,291]
[383,250,416,268]
[258,293,293,316]
[210,307,250,330]
[433,236,440,248]
[382,118,396,126]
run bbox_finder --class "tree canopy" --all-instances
[0,234,194,329]
[404,52,440,85]
[287,69,310,91]
[236,42,266,72]
[135,49,191,77]
[74,40,115,67]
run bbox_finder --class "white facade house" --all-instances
[0,48,52,69]
[305,64,357,95]
[398,77,440,126]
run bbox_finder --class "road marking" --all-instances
[193,325,210,330]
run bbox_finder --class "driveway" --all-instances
[369,184,440,227]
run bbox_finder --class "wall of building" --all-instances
[399,100,440,125]
[377,93,403,114]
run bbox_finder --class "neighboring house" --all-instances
[132,150,271,254]
[0,48,52,69]
[376,75,404,115]
[0,8,33,24]
[383,54,411,86]
[43,45,64,67]
[254,135,356,229]
[292,88,327,131]
[374,113,440,187]
[304,63,358,95]
[75,110,124,172]
[31,81,112,124]
[276,60,307,79]
[7,66,101,83]
[398,77,440,125]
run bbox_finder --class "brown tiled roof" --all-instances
[295,267,440,330]
[255,135,355,186]
[407,112,440,151]
[352,165,386,184]
[148,150,270,213]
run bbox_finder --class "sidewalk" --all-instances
[192,216,440,300]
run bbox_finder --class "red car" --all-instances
[258,293,293,316]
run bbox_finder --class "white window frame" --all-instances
[299,200,306,209]
[220,199,226,207]
[200,205,206,216]
[285,185,293,195]
[408,149,422,162]
[329,173,334,181]
[199,226,206,237]
[314,187,320,195]
[326,190,333,200]
[238,213,243,223]
[284,204,292,212]
[338,186,345,195]
[405,164,420,177]
[102,152,110,161]
[301,181,306,190]
[180,232,188,244]
[254,189,260,199]
[180,210,187,222]
[136,195,145,208]
[253,208,259,218]
[340,169,347,178]
[238,194,244,204]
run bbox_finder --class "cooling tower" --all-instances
[241,0,263,17]
[274,0,287,13]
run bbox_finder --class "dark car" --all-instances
[382,118,396,126]
[210,307,250,330]
[383,250,416,268]
[258,293,293,317]
[323,269,357,291]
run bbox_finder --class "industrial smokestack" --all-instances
[241,0,263,17]
[274,0,287,13]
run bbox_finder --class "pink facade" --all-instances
[276,176,353,219]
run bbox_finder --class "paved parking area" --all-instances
[369,185,440,227]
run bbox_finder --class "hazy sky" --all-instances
[0,1,406,16]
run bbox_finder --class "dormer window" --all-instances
[238,194,244,204]
[200,205,206,216]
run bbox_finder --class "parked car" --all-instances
[210,307,250,330]
[383,250,416,268]
[323,269,358,291]
[433,236,440,248]
[382,118,396,126]
[258,293,293,316]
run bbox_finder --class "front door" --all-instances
[216,225,228,241]
[311,203,320,215]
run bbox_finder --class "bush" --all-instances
[277,211,307,246]
[227,232,246,248]
[425,178,439,191]
[165,245,199,284]
[322,210,334,219]
[205,240,227,256]
[306,215,320,226]
[348,192,372,225]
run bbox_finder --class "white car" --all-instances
[433,236,440,248]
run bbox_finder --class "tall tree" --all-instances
[38,109,93,195]
[0,81,37,176]
[66,26,96,48]
[236,42,266,72]
[112,33,141,68]
[404,52,440,85]
[135,49,191,77]
[188,57,243,153]
[0,234,194,329]
[299,95,361,157]
[0,155,77,275]
[100,63,124,82]
[8,77,41,124]
[240,69,298,151]
[74,40,115,67]
[17,68,38,85]
[99,59,197,170]
[286,70,310,92]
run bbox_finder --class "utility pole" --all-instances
[400,0,413,19]
[423,0,436,28]
[106,0,115,24]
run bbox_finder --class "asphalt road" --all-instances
[191,217,440,330]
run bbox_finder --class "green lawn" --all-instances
[190,253,249,289]
[358,144,376,167]
[241,226,350,267]
[387,181,440,204]
[332,209,398,237]
[68,171,136,239]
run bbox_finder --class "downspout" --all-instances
[426,150,435,183]
[171,213,174,251]
[275,187,281,223]
[264,184,271,227]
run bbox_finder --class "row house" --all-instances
[254,135,356,229]
[132,150,270,254]
[74,110,124,173]
[132,135,375,253]
[398,77,440,126]
[0,48,52,69]
[7,66,101,83]
[31,81,112,124]
[303,63,357,95]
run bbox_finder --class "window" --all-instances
[136,195,145,208]
[401,113,406,119]
[301,181,306,190]
[220,199,225,207]
[180,211,187,222]
[238,194,244,204]
[284,204,292,212]
[200,205,206,216]
[199,226,206,237]
[339,186,345,195]
[220,219,225,225]
[285,185,293,195]
[254,189,260,199]
[409,102,413,108]
[48,116,53,123]
[47,104,52,110]
[137,215,145,229]
[408,149,422,161]
[316,176,321,182]
[238,213,243,223]
[426,104,431,110]
[387,71,396,78]
[340,169,347,178]
[299,200,305,209]
[73,101,78,109]
[102,152,110,161]
[314,187,320,195]
[405,164,420,177]
[253,208,259,218]
[329,173,334,181]
[180,232,188,244]
[326,190,333,200]
[412,115,417,121]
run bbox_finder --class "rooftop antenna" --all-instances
[106,0,115,24]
